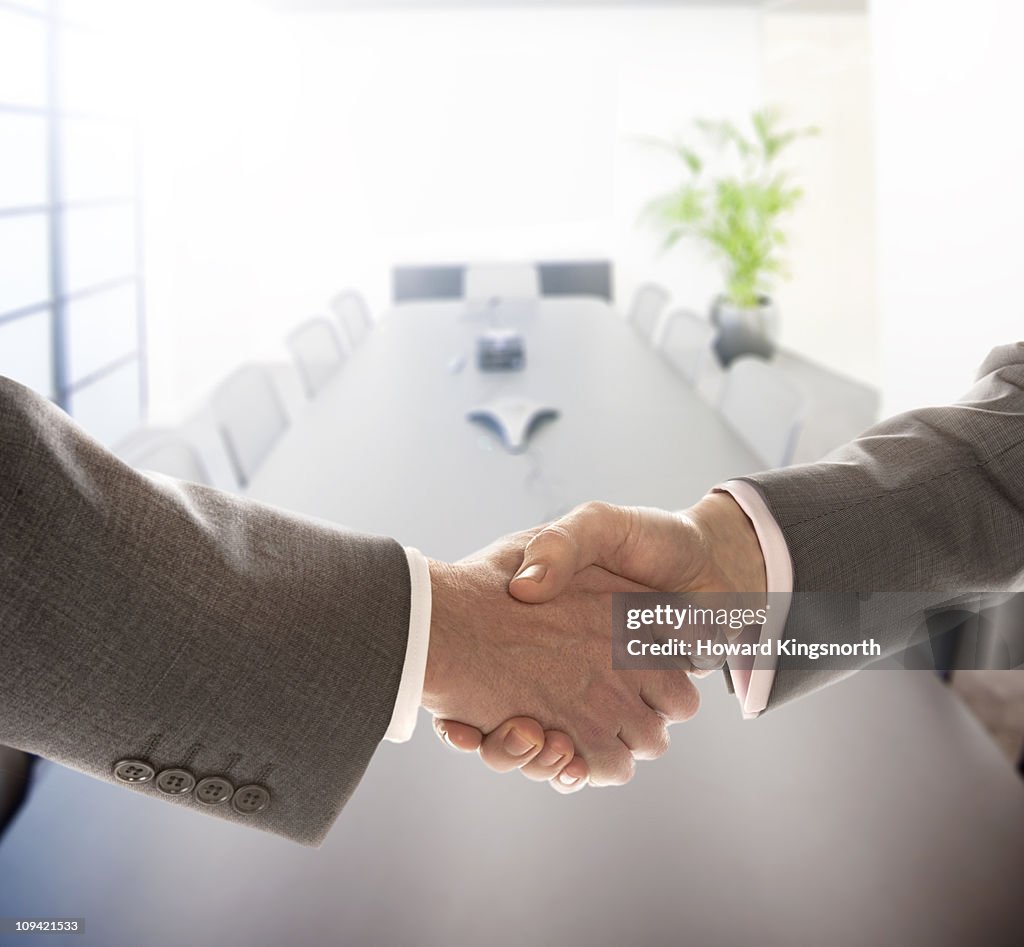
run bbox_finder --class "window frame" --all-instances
[0,0,146,425]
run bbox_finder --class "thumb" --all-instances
[509,502,633,604]
[433,718,484,752]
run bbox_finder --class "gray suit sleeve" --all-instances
[738,342,1024,709]
[0,377,411,846]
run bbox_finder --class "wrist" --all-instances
[422,559,462,712]
[689,492,767,595]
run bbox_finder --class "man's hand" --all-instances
[432,494,766,780]
[508,495,766,606]
[422,529,701,787]
[434,716,592,794]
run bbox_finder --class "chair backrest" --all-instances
[287,316,346,399]
[209,364,289,487]
[537,260,613,301]
[392,264,464,303]
[659,309,716,385]
[330,290,373,349]
[626,282,671,343]
[464,263,540,301]
[117,429,212,485]
[718,357,805,468]
[391,261,613,303]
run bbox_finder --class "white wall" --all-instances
[760,10,879,387]
[871,0,1024,415]
[137,3,763,421]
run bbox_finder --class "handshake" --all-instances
[421,492,766,791]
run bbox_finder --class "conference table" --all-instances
[246,297,766,553]
[1,298,1022,946]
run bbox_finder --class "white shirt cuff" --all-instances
[383,547,432,742]
[714,480,793,719]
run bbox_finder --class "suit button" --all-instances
[113,759,155,783]
[231,784,271,815]
[155,768,196,796]
[194,776,234,805]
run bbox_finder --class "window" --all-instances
[0,0,145,447]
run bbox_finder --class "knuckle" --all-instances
[578,499,615,521]
[678,682,701,721]
[625,710,670,760]
[529,523,573,553]
[663,678,701,722]
[637,725,670,761]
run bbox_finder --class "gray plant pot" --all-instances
[710,295,779,367]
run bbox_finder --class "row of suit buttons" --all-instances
[113,759,270,814]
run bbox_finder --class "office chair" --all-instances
[392,261,614,303]
[392,264,465,303]
[718,357,806,468]
[625,282,671,344]
[329,290,373,350]
[537,260,613,301]
[116,429,212,485]
[464,262,540,300]
[658,309,716,385]
[287,316,346,399]
[209,364,289,488]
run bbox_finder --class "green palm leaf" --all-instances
[639,107,816,308]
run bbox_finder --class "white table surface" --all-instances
[245,297,765,559]
[1,298,1022,947]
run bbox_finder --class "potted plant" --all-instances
[641,108,817,365]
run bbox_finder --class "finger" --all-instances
[585,738,636,787]
[638,672,702,724]
[689,651,727,672]
[509,501,635,604]
[571,565,650,596]
[688,667,716,679]
[617,710,671,762]
[688,622,730,671]
[478,718,546,773]
[520,730,575,782]
[434,718,486,752]
[551,755,589,794]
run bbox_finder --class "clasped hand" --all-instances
[421,494,766,792]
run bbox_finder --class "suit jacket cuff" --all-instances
[383,548,432,742]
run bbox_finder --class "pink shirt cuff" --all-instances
[713,480,793,718]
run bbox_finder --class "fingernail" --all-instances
[558,772,579,786]
[513,563,547,583]
[503,728,537,756]
[441,729,457,750]
[538,748,565,767]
